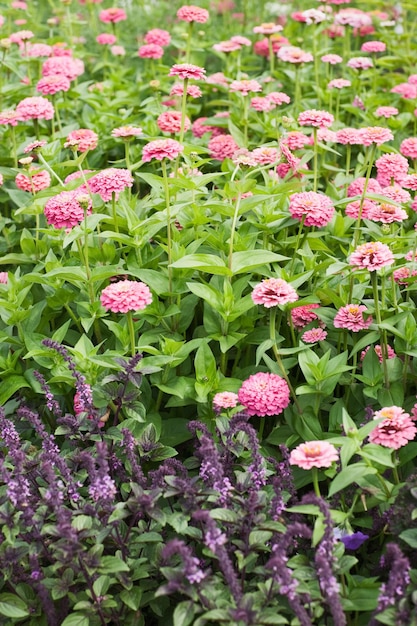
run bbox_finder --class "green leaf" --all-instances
[399,529,417,548]
[173,601,195,626]
[328,463,377,497]
[0,375,31,404]
[61,615,90,626]
[230,250,289,273]
[99,556,130,573]
[171,254,231,276]
[0,594,30,618]
[120,588,142,611]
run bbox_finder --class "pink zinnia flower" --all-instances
[391,83,417,99]
[64,170,93,185]
[400,138,417,160]
[375,153,408,187]
[291,304,321,329]
[369,202,408,224]
[96,33,117,45]
[23,140,47,154]
[333,304,373,331]
[99,8,127,23]
[176,5,209,23]
[213,40,242,53]
[0,272,7,284]
[328,78,351,89]
[380,184,411,204]
[321,53,343,64]
[191,117,218,138]
[144,29,171,47]
[402,174,417,191]
[208,134,239,161]
[289,440,339,470]
[238,372,290,417]
[16,96,54,121]
[266,91,291,106]
[230,79,262,95]
[360,127,394,146]
[393,267,417,285]
[44,190,92,229]
[375,106,399,119]
[42,56,84,81]
[277,46,313,63]
[252,147,280,165]
[361,344,396,362]
[169,63,205,81]
[138,44,164,59]
[142,139,184,162]
[213,392,238,412]
[23,43,53,58]
[101,280,152,313]
[111,45,125,56]
[349,241,394,271]
[251,278,298,308]
[111,125,142,139]
[345,199,378,219]
[289,191,334,227]
[36,74,71,95]
[253,22,283,34]
[251,97,275,112]
[10,30,34,44]
[170,83,202,98]
[282,131,310,150]
[405,249,417,261]
[157,111,190,134]
[65,129,98,153]
[87,168,133,201]
[0,110,19,126]
[15,169,51,193]
[347,177,382,197]
[298,109,334,128]
[302,328,328,343]
[361,40,386,53]
[369,407,417,450]
[336,128,364,145]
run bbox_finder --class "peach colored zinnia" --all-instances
[289,440,339,470]
[349,242,394,271]
[333,304,373,331]
[251,278,298,308]
[213,392,238,412]
[238,372,290,417]
[100,280,152,313]
[298,109,334,128]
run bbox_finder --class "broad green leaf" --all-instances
[329,463,377,497]
[171,254,231,276]
[0,376,31,405]
[61,614,90,626]
[230,250,289,273]
[0,594,30,618]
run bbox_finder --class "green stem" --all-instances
[185,22,193,63]
[392,451,400,485]
[370,270,389,389]
[258,418,265,442]
[38,153,64,186]
[126,310,136,357]
[228,192,242,271]
[352,144,377,250]
[179,78,188,146]
[270,307,302,413]
[112,191,119,233]
[289,215,306,275]
[11,126,17,168]
[161,159,173,294]
[268,36,275,76]
[312,467,321,497]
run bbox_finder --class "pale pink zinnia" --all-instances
[252,147,280,165]
[336,128,364,145]
[361,40,386,53]
[100,280,152,313]
[375,153,409,187]
[0,272,8,284]
[99,8,127,23]
[302,328,328,343]
[42,56,84,81]
[321,54,343,64]
[333,304,373,331]
[36,74,71,95]
[213,392,238,412]
[266,92,291,106]
[328,78,351,89]
[403,174,417,191]
[298,109,334,128]
[176,5,209,23]
[380,184,411,204]
[170,83,202,98]
[230,79,262,95]
[391,83,417,99]
[349,241,394,271]
[144,29,171,47]
[369,407,417,450]
[289,440,339,470]
[238,372,290,417]
[16,96,54,121]
[169,63,206,81]
[87,168,134,202]
[289,191,334,227]
[277,46,313,64]
[400,137,417,160]
[0,110,19,127]
[112,125,142,139]
[253,22,283,35]
[369,202,408,224]
[345,199,378,219]
[65,129,98,153]
[347,177,382,197]
[291,304,321,328]
[393,267,417,284]
[282,131,310,150]
[142,139,184,162]
[44,190,92,229]
[138,44,164,59]
[251,97,275,113]
[15,169,51,193]
[361,344,396,362]
[251,278,298,308]
[96,33,117,45]
[360,127,394,146]
[375,106,399,119]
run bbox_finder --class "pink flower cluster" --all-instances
[289,440,339,470]
[177,5,209,23]
[16,169,51,192]
[142,139,184,162]
[298,109,334,128]
[101,280,152,313]
[44,190,92,229]
[369,406,417,449]
[289,192,334,227]
[251,278,298,308]
[237,372,290,417]
[16,96,54,121]
[88,168,134,202]
[349,242,394,271]
[333,304,373,331]
[291,304,321,329]
[65,129,98,153]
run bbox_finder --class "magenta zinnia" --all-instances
[251,278,298,307]
[289,192,334,227]
[349,242,394,271]
[333,304,373,331]
[142,139,184,162]
[87,168,134,201]
[238,372,290,417]
[100,280,152,313]
[44,190,92,229]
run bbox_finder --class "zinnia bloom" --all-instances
[177,5,209,23]
[360,127,394,146]
[375,153,408,187]
[347,56,373,70]
[333,304,373,331]
[42,56,84,81]
[349,242,394,271]
[87,168,134,201]
[291,304,321,328]
[138,44,164,59]
[230,79,262,95]
[169,63,206,81]
[99,8,127,23]
[321,54,343,64]
[96,33,117,45]
[65,129,98,153]
[400,137,417,160]
[144,29,171,46]
[213,392,238,412]
[44,190,92,229]
[111,125,142,139]
[289,440,339,470]
[361,344,396,362]
[277,46,313,63]
[0,272,8,284]
[375,106,399,119]
[302,328,328,343]
[16,96,54,121]
[142,139,184,162]
[289,191,334,227]
[15,169,51,192]
[36,74,71,95]
[100,280,152,313]
[208,134,239,160]
[238,372,290,417]
[361,40,386,53]
[369,407,417,449]
[298,109,334,128]
[157,111,190,134]
[251,278,298,308]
